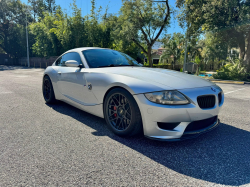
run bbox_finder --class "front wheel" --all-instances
[104,88,143,137]
[42,75,56,104]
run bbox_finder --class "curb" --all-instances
[210,80,245,85]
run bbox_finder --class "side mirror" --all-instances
[65,60,80,67]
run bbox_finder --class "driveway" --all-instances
[0,65,250,186]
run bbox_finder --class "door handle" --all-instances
[58,72,61,75]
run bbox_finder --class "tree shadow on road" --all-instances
[0,65,29,71]
[48,101,250,186]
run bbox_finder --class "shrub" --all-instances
[213,60,250,81]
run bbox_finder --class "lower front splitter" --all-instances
[145,119,221,142]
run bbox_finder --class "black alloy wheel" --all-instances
[107,93,132,131]
[104,88,143,137]
[43,79,51,100]
[42,76,56,103]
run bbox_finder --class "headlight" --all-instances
[144,91,190,105]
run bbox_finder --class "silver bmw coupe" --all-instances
[43,47,224,141]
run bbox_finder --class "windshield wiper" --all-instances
[97,64,116,68]
[97,64,135,68]
[116,64,134,66]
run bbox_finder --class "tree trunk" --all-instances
[244,30,250,72]
[238,32,245,60]
[196,65,199,76]
[173,57,176,70]
[148,47,152,67]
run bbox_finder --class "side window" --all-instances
[71,53,83,65]
[61,52,83,67]
[55,57,62,66]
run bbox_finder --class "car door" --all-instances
[57,52,98,106]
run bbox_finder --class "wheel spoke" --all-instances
[110,99,116,105]
[120,94,124,106]
[108,112,116,118]
[107,93,132,131]
[125,110,131,117]
[113,96,120,106]
[118,94,121,105]
[110,98,116,106]
[117,118,122,129]
[109,117,118,122]
[121,119,125,129]
[123,115,130,122]
[124,102,130,110]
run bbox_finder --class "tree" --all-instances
[85,0,102,47]
[111,14,142,59]
[200,32,228,70]
[28,0,46,20]
[187,36,202,62]
[176,0,250,71]
[119,0,170,67]
[0,0,32,59]
[67,2,86,49]
[84,0,113,48]
[194,55,201,75]
[160,32,185,65]
[44,0,57,13]
[29,13,57,57]
[29,0,118,57]
[28,0,56,21]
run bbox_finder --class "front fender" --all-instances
[85,72,172,104]
[43,66,62,100]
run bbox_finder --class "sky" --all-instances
[21,0,184,35]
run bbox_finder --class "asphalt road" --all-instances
[0,65,250,186]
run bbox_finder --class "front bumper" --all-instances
[147,118,220,141]
[133,86,224,140]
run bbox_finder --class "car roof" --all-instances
[66,47,111,53]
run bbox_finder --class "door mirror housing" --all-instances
[65,60,80,67]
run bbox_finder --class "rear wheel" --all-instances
[104,88,143,137]
[42,76,56,104]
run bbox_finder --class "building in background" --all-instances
[144,47,174,65]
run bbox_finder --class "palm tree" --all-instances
[160,33,184,67]
[187,37,203,62]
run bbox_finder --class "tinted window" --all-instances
[57,52,83,66]
[82,49,141,68]
[55,57,62,66]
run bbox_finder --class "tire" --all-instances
[42,75,56,104]
[104,88,143,137]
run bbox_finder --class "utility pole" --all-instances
[183,24,189,72]
[26,10,30,67]
[183,33,188,72]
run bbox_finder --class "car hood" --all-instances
[90,67,214,90]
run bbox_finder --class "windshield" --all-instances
[82,49,142,68]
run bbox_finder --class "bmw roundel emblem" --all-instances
[211,87,216,92]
